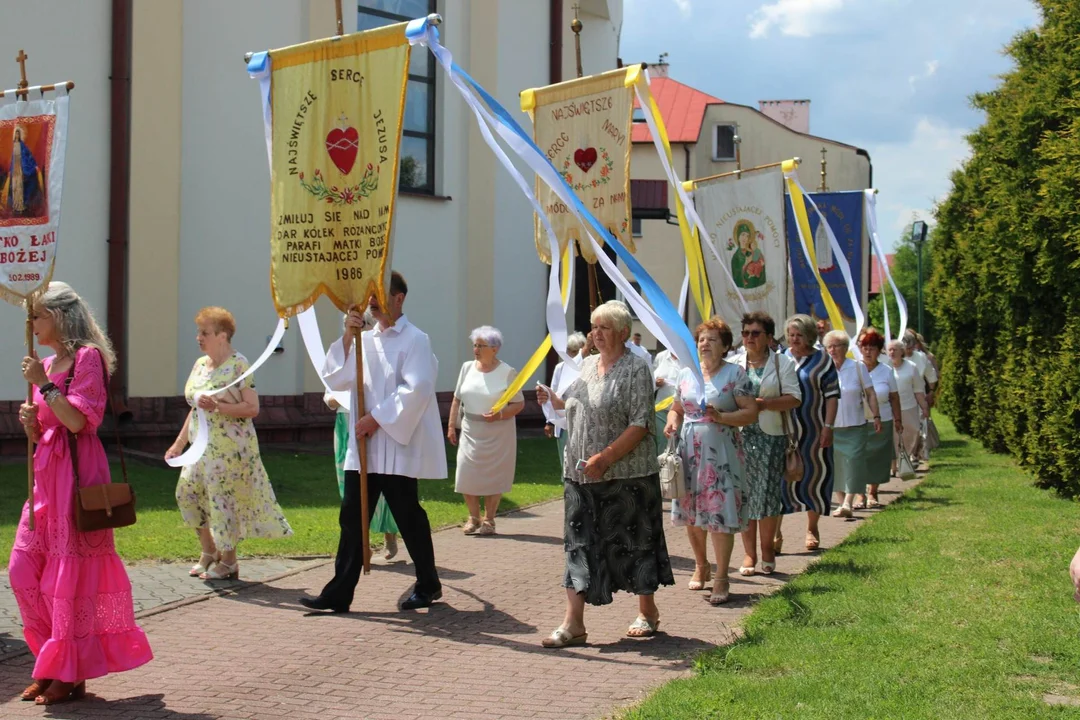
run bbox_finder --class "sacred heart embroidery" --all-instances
[325,113,360,175]
[574,147,598,173]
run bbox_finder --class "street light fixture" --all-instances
[912,220,929,337]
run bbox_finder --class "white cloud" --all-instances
[925,59,939,76]
[749,0,847,39]
[672,0,692,17]
[858,117,972,247]
[909,59,940,91]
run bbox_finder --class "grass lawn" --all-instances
[623,415,1080,720]
[0,438,563,565]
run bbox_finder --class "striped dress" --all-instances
[781,349,839,515]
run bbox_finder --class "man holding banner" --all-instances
[300,271,447,613]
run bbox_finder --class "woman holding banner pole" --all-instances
[168,307,292,581]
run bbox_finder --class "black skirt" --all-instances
[562,474,675,606]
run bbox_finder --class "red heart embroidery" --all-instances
[574,147,598,173]
[325,126,359,175]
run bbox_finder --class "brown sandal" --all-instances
[35,680,85,705]
[20,679,50,701]
[805,529,820,551]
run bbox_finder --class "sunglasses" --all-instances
[741,329,764,338]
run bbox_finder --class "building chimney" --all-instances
[650,51,670,78]
[758,99,810,134]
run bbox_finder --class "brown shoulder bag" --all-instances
[64,352,137,532]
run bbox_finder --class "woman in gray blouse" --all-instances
[536,300,673,647]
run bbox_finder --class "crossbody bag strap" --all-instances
[775,353,795,443]
[63,372,81,491]
[100,352,129,484]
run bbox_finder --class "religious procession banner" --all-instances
[521,66,636,264]
[0,91,69,304]
[265,24,410,317]
[785,189,865,321]
[694,170,787,327]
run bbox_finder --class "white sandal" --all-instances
[200,560,239,581]
[541,627,587,648]
[189,552,219,577]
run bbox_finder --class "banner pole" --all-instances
[25,299,34,531]
[685,157,801,188]
[570,4,600,313]
[356,331,371,575]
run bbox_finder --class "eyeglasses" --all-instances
[741,330,763,338]
[473,344,491,349]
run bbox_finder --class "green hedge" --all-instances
[932,0,1080,496]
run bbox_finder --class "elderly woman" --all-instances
[823,330,882,518]
[652,344,682,452]
[736,312,801,576]
[888,339,929,467]
[666,318,758,604]
[546,332,588,466]
[13,282,152,705]
[167,307,292,580]
[856,328,902,507]
[448,326,524,536]
[778,315,839,552]
[536,300,672,646]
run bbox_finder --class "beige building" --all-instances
[623,63,872,347]
[0,0,623,451]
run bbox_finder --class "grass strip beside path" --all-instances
[623,415,1080,719]
[0,438,563,564]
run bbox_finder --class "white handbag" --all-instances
[897,442,917,480]
[658,434,687,500]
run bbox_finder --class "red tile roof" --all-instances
[869,254,896,295]
[632,76,723,144]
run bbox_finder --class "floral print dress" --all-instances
[672,362,753,533]
[175,353,292,552]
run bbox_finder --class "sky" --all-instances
[619,0,1041,249]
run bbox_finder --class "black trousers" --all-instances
[319,471,440,607]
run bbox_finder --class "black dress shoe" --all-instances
[298,595,349,613]
[400,588,442,610]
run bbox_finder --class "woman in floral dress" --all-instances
[167,307,292,580]
[664,318,758,605]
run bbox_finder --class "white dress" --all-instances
[453,361,523,495]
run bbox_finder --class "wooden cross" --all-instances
[16,49,29,89]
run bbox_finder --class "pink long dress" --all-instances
[8,346,152,683]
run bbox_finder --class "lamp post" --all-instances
[912,220,929,337]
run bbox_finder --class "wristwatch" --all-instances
[824,423,834,429]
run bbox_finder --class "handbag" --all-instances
[897,441,917,480]
[855,361,876,422]
[924,416,940,451]
[657,433,687,500]
[64,352,137,532]
[775,353,804,484]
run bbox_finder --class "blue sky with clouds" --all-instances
[619,0,1041,248]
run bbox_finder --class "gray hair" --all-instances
[590,300,633,337]
[567,332,587,356]
[887,339,905,353]
[37,281,116,373]
[902,332,917,349]
[469,325,503,349]
[823,329,851,351]
[785,313,818,346]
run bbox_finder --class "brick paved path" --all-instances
[0,475,917,720]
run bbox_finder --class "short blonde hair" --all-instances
[590,300,632,337]
[195,306,237,341]
[785,313,818,346]
[823,329,850,351]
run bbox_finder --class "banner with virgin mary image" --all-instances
[694,169,787,327]
[521,66,636,264]
[262,23,411,317]
[0,93,69,304]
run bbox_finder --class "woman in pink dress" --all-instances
[13,282,153,705]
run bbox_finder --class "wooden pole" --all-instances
[355,332,371,575]
[335,0,344,36]
[685,157,801,187]
[25,299,34,531]
[571,4,600,311]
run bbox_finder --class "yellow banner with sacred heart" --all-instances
[268,24,410,317]
[521,66,638,264]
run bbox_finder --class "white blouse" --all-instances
[834,358,873,428]
[867,362,898,422]
[892,359,923,411]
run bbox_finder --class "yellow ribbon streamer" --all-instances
[655,395,675,413]
[636,76,713,321]
[490,246,572,413]
[783,159,847,336]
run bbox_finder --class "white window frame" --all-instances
[712,123,737,162]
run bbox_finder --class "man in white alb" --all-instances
[300,271,447,612]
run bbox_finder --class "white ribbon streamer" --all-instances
[678,259,690,320]
[864,190,907,342]
[165,318,288,468]
[296,307,350,410]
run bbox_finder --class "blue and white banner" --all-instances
[786,190,865,321]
